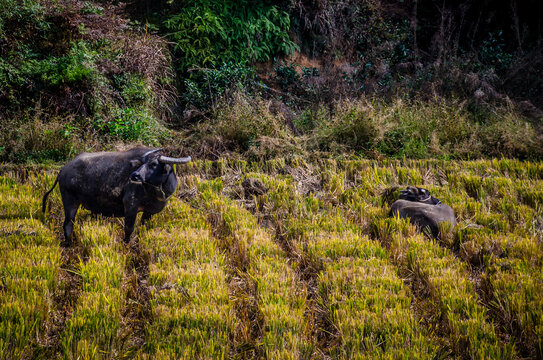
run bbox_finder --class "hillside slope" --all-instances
[1,0,542,162]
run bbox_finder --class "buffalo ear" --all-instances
[130,159,142,168]
[164,164,172,173]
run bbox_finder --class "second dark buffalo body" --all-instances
[389,186,456,238]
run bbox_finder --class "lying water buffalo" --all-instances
[42,147,191,244]
[389,186,456,238]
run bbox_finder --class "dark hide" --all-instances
[390,186,456,238]
[399,186,441,205]
[42,147,190,244]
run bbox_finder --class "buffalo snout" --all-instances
[130,172,143,183]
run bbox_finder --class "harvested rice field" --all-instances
[0,158,542,359]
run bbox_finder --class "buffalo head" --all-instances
[130,148,191,187]
[399,186,441,205]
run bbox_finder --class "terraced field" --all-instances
[1,158,542,359]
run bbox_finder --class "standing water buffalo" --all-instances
[389,186,456,238]
[42,147,191,244]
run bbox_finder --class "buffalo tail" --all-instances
[42,176,59,213]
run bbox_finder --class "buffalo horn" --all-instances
[159,155,191,164]
[142,148,162,162]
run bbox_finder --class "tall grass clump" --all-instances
[314,100,379,154]
[188,94,298,159]
[307,97,542,160]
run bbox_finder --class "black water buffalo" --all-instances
[389,186,456,238]
[42,147,191,244]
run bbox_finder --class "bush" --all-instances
[0,0,44,43]
[184,62,258,110]
[115,73,151,107]
[186,93,295,157]
[0,115,79,163]
[27,41,97,88]
[314,101,378,153]
[163,0,298,72]
[481,111,542,159]
[93,108,168,144]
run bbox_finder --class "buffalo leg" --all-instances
[60,190,80,245]
[124,210,138,243]
[141,212,152,227]
[63,205,79,245]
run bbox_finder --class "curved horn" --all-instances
[158,155,192,164]
[142,148,162,162]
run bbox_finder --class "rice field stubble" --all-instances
[0,158,542,359]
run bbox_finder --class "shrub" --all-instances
[115,73,151,107]
[0,0,44,43]
[481,111,542,159]
[197,94,291,154]
[27,41,97,88]
[478,31,514,74]
[0,115,79,163]
[184,62,258,110]
[314,101,378,153]
[163,0,298,72]
[93,107,168,144]
[274,62,300,90]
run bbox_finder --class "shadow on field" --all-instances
[118,238,152,357]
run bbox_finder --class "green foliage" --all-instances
[274,62,300,89]
[479,31,514,73]
[0,1,177,162]
[93,108,167,144]
[164,0,298,72]
[0,39,96,103]
[26,41,97,88]
[114,73,152,107]
[0,0,44,41]
[184,62,258,109]
[81,1,104,15]
[211,96,288,152]
[272,61,320,97]
[315,102,378,153]
[88,72,170,144]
